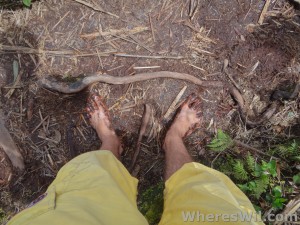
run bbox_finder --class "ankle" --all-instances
[100,139,122,157]
[163,130,183,150]
[166,126,185,139]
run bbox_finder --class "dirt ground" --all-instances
[0,0,300,222]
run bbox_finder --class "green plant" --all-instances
[23,0,31,7]
[273,139,300,160]
[293,173,300,184]
[235,159,286,209]
[207,129,234,152]
[138,182,164,225]
[208,130,300,213]
[233,160,248,181]
[0,208,7,224]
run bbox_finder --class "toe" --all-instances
[191,98,201,110]
[90,97,99,110]
[92,94,109,112]
[196,112,202,118]
[86,102,94,112]
[181,93,197,109]
[93,95,102,107]
[187,93,197,103]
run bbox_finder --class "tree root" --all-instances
[38,71,224,94]
[39,71,299,129]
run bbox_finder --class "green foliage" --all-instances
[208,130,297,213]
[245,153,255,172]
[23,0,31,7]
[266,186,287,210]
[233,160,248,181]
[273,139,300,159]
[139,182,164,225]
[215,153,287,210]
[293,174,300,184]
[0,208,7,224]
[207,129,234,152]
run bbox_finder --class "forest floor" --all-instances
[0,0,300,224]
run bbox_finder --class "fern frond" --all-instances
[246,153,255,172]
[233,160,249,181]
[252,176,269,199]
[207,129,234,152]
[274,139,300,158]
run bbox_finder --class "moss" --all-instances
[0,208,8,224]
[138,182,164,225]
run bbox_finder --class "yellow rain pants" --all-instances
[8,150,263,225]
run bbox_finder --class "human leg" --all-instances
[159,94,262,225]
[163,93,202,180]
[8,94,148,225]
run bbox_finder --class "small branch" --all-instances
[72,0,119,18]
[163,85,187,120]
[130,104,152,172]
[258,0,271,25]
[234,140,276,158]
[114,53,184,60]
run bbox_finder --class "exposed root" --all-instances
[38,71,224,94]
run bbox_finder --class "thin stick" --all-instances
[258,0,271,25]
[0,45,113,56]
[31,115,50,134]
[130,104,151,172]
[52,11,70,31]
[133,66,160,70]
[163,85,187,119]
[72,0,119,18]
[234,140,276,158]
[81,26,148,38]
[114,53,184,60]
[149,14,156,42]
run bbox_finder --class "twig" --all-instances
[163,85,187,120]
[51,11,70,31]
[223,59,242,92]
[72,0,119,18]
[80,26,148,38]
[114,53,184,60]
[149,14,156,42]
[129,34,153,53]
[130,104,152,172]
[211,151,223,168]
[133,66,160,70]
[258,0,271,25]
[31,115,50,134]
[0,44,114,56]
[234,140,276,158]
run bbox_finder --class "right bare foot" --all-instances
[86,94,122,157]
[166,93,202,139]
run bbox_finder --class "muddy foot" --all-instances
[86,94,122,155]
[167,93,202,138]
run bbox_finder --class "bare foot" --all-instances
[166,93,202,138]
[86,94,122,158]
